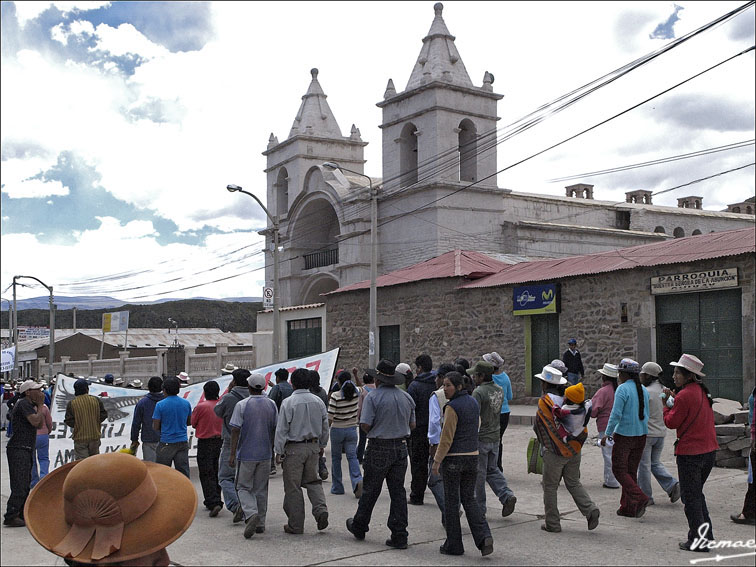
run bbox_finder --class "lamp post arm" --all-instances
[235,189,277,227]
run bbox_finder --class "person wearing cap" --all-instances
[346,359,416,549]
[432,371,494,556]
[561,339,585,386]
[274,368,330,535]
[214,368,251,521]
[130,376,163,462]
[152,377,192,479]
[396,362,414,391]
[229,372,278,538]
[103,373,114,385]
[591,363,620,489]
[638,361,680,505]
[468,360,517,518]
[662,354,718,552]
[24,451,196,566]
[407,354,436,506]
[534,365,599,533]
[603,358,650,518]
[64,379,108,461]
[191,380,224,517]
[483,352,512,473]
[4,380,46,527]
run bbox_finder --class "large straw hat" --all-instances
[597,363,619,379]
[221,363,238,374]
[24,452,196,564]
[670,353,705,377]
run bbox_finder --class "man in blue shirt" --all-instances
[130,376,164,462]
[347,360,416,550]
[152,377,192,479]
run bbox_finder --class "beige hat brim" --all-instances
[24,460,196,564]
[670,361,705,377]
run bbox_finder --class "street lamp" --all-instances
[322,162,379,369]
[226,184,281,364]
[12,275,55,382]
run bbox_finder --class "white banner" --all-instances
[1,348,14,373]
[17,326,50,341]
[47,347,341,470]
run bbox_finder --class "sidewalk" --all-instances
[2,414,754,566]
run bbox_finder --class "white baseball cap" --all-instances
[18,380,45,394]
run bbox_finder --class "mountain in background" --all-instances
[1,295,261,311]
[0,298,264,333]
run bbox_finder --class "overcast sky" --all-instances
[1,1,754,303]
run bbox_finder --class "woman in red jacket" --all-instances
[662,354,718,553]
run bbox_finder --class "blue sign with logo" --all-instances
[513,283,560,316]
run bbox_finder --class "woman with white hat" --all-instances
[662,354,718,552]
[534,366,600,533]
[591,363,620,489]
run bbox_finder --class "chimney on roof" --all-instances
[565,183,594,199]
[677,196,703,210]
[625,190,652,205]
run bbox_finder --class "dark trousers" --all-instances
[156,441,190,479]
[611,433,648,516]
[497,412,511,472]
[197,437,223,509]
[409,428,429,503]
[5,447,33,522]
[352,439,409,543]
[441,455,492,554]
[677,451,715,544]
[357,428,367,463]
[742,452,755,519]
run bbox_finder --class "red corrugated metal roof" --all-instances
[462,227,755,289]
[327,250,511,294]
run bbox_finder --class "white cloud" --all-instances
[14,1,111,27]
[92,22,169,59]
[3,178,69,199]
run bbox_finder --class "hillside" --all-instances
[0,299,264,333]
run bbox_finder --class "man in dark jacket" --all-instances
[214,368,251,521]
[130,376,164,462]
[407,354,437,505]
[562,339,585,385]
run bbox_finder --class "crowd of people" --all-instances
[3,342,755,564]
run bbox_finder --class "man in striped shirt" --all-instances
[64,379,108,460]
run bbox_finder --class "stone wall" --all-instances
[327,253,755,402]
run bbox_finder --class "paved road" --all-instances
[2,408,754,566]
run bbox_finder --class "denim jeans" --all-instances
[196,437,223,509]
[612,434,648,516]
[441,455,492,555]
[156,441,190,479]
[30,434,50,488]
[637,435,677,500]
[677,451,715,544]
[599,431,620,487]
[330,426,362,494]
[567,372,580,385]
[352,438,409,543]
[427,455,445,514]
[496,412,510,472]
[475,441,514,515]
[219,440,240,513]
[141,441,158,463]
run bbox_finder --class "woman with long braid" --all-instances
[602,358,650,518]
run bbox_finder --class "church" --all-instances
[259,3,754,317]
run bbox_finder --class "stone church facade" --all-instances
[260,3,754,310]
